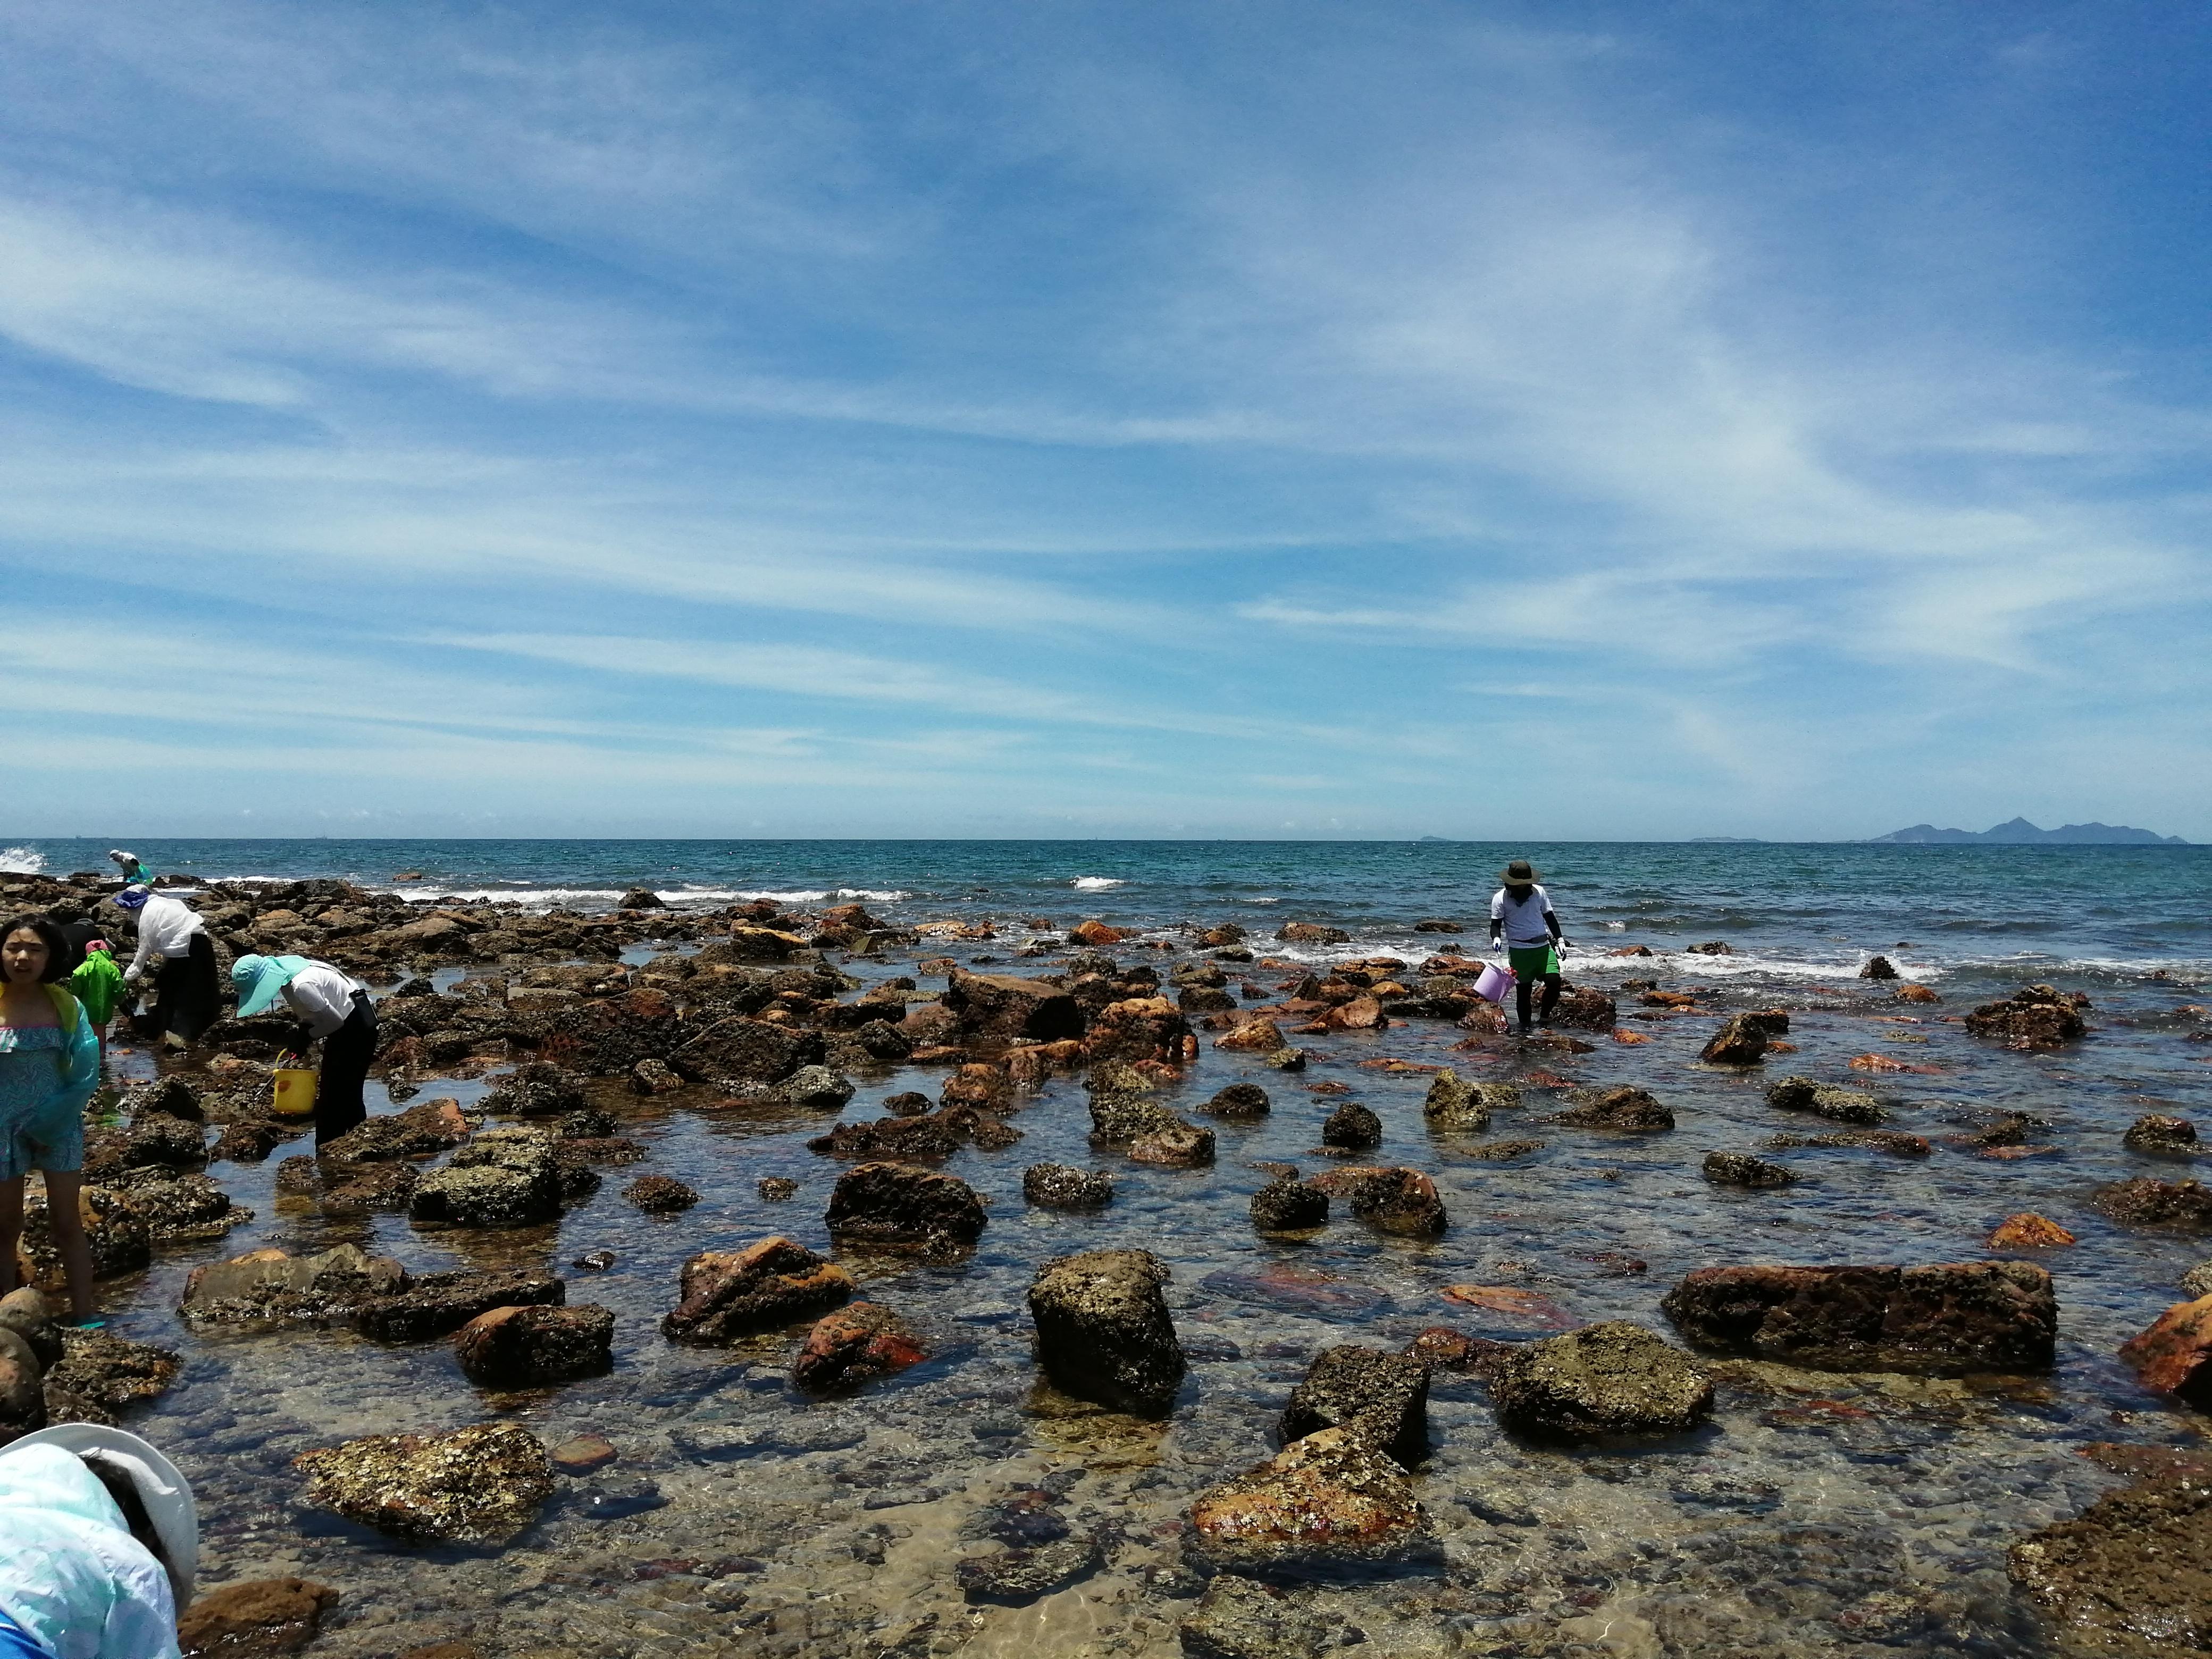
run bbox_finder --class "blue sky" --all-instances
[2,1,2207,840]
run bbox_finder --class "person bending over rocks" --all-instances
[0,917,103,1325]
[232,955,379,1146]
[1489,860,1571,1035]
[111,885,218,1046]
[0,1425,199,1658]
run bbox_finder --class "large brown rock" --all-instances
[1660,1260,2056,1372]
[1423,1071,1514,1131]
[1551,985,1616,1031]
[669,1014,824,1087]
[2009,1447,2212,1658]
[182,1244,410,1326]
[539,986,682,1076]
[1279,1345,1429,1466]
[177,1577,339,1658]
[1028,1249,1185,1416]
[1082,997,1196,1066]
[2118,1294,2212,1406]
[45,1328,183,1412]
[940,970,1083,1042]
[454,1304,614,1387]
[1214,1016,1287,1053]
[825,1161,987,1248]
[790,1302,926,1391]
[294,1422,553,1544]
[662,1236,855,1344]
[1186,1426,1436,1580]
[1489,1321,1713,1438]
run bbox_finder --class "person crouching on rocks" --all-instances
[111,885,219,1046]
[0,916,103,1326]
[1489,859,1571,1034]
[0,1424,199,1658]
[106,849,154,885]
[231,954,378,1146]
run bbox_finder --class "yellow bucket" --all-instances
[273,1067,319,1118]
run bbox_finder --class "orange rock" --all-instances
[1004,1040,1085,1084]
[1896,984,1941,1004]
[2118,1295,2212,1404]
[1215,1016,1288,1052]
[1989,1213,2077,1248]
[1071,918,1126,946]
[1327,995,1387,1032]
[1611,1029,1649,1045]
[1767,1041,1798,1053]
[1849,1053,1911,1073]
[791,1301,926,1390]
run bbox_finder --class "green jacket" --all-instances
[69,950,126,1026]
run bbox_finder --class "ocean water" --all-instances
[16,837,2212,1656]
[6,836,2208,988]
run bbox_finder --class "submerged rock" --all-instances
[791,1302,926,1392]
[1279,1345,1429,1467]
[1021,1163,1112,1210]
[954,1534,1103,1606]
[1702,1151,1798,1189]
[2125,1115,2200,1154]
[454,1304,614,1388]
[1128,1120,1216,1167]
[1489,1322,1714,1438]
[662,1236,855,1345]
[2008,1448,2212,1657]
[623,1175,699,1213]
[181,1244,408,1327]
[1027,1248,1185,1416]
[354,1270,568,1344]
[175,1578,339,1659]
[1178,1576,1362,1658]
[1661,1260,2057,1372]
[1201,1083,1270,1120]
[45,1327,182,1413]
[1186,1426,1436,1580]
[2094,1178,2212,1230]
[825,1162,987,1249]
[1765,1076,1886,1124]
[110,1168,253,1241]
[294,1421,554,1544]
[24,1186,149,1281]
[479,1062,586,1118]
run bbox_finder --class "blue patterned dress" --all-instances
[0,998,99,1180]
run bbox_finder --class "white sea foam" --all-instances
[1071,877,1124,890]
[0,846,48,874]
[1239,895,1280,905]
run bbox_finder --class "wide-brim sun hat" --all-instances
[111,884,150,911]
[2,1424,198,1604]
[231,953,311,1018]
[1500,860,1540,884]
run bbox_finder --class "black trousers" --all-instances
[150,933,221,1043]
[317,993,379,1146]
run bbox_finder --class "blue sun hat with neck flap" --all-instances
[110,885,150,911]
[231,954,312,1018]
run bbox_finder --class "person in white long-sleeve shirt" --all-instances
[230,955,378,1144]
[109,886,218,1045]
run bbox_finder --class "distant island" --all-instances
[1871,817,2189,846]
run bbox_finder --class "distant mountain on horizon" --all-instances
[1871,816,2189,846]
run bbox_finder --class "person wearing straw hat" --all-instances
[0,1423,197,1657]
[1488,859,1571,1034]
[110,886,218,1046]
[230,954,378,1146]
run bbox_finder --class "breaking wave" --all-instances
[1070,877,1124,890]
[0,846,46,874]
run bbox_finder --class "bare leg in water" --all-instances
[0,1171,98,1323]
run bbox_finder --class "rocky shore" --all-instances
[2,863,2209,1657]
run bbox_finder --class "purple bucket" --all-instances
[1472,962,1515,1003]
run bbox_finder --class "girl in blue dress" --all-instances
[0,917,103,1325]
